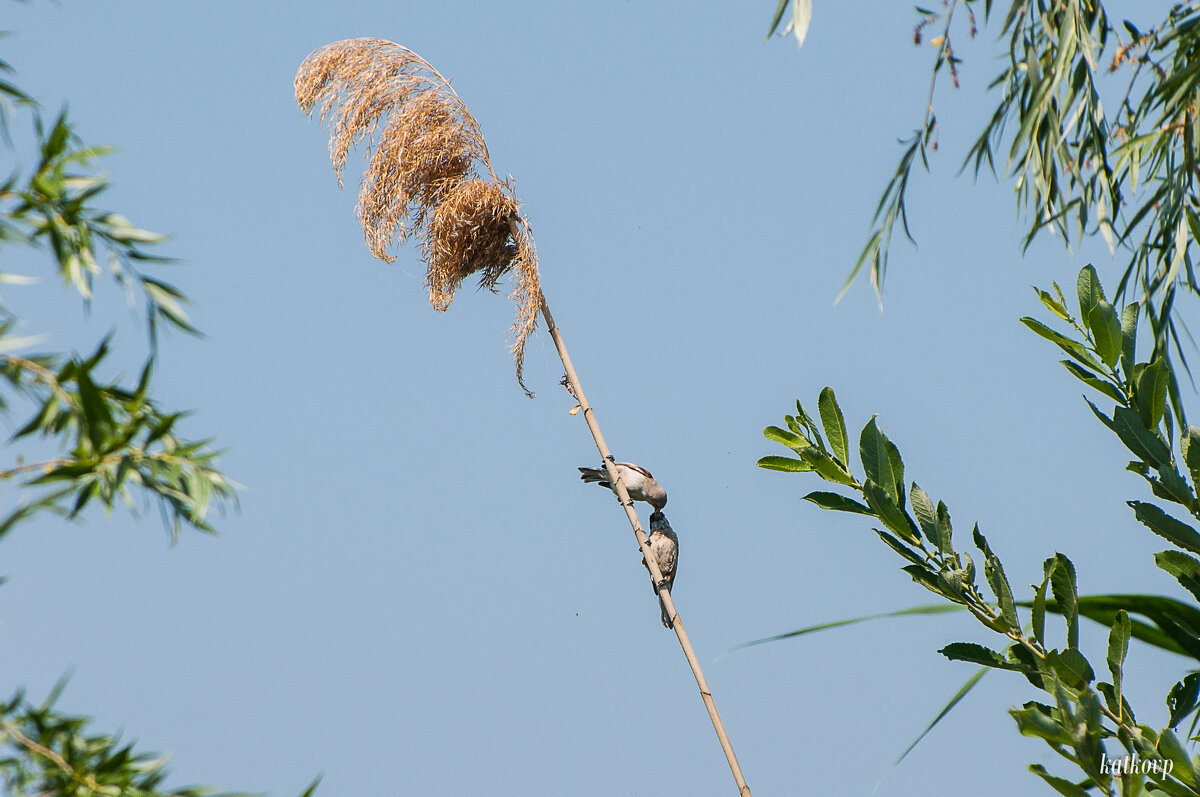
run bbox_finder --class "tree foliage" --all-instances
[758,1,1200,794]
[0,20,265,797]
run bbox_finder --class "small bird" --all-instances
[644,510,679,629]
[577,461,667,511]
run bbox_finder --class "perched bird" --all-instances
[644,510,679,629]
[577,461,667,511]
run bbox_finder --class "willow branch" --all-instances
[1,720,121,797]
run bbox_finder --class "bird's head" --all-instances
[649,510,668,531]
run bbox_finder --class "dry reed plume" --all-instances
[295,37,541,394]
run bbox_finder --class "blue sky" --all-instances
[1,2,1191,795]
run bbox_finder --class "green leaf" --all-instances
[1155,551,1200,602]
[1111,406,1171,468]
[935,500,954,552]
[1077,264,1104,323]
[1183,426,1200,487]
[1059,360,1124,403]
[817,387,849,467]
[1008,644,1046,689]
[764,0,790,39]
[1167,673,1200,730]
[1120,302,1139,378]
[1106,610,1130,717]
[1046,648,1095,690]
[797,445,855,485]
[1135,357,1170,429]
[1049,554,1080,649]
[763,425,806,450]
[973,525,1017,629]
[1032,570,1049,647]
[1027,764,1090,797]
[801,491,871,514]
[859,417,901,505]
[756,455,811,473]
[1035,286,1072,321]
[939,642,1015,670]
[909,483,947,551]
[74,364,112,453]
[1130,501,1200,555]
[1088,300,1122,367]
[1011,704,1074,746]
[875,529,926,568]
[987,559,1018,630]
[1021,317,1104,370]
[863,478,917,542]
[793,402,826,451]
[903,564,954,600]
[1156,728,1198,787]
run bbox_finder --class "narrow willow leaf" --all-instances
[973,525,1017,628]
[863,478,917,542]
[1111,406,1171,468]
[1185,426,1200,488]
[764,0,790,39]
[1088,300,1122,367]
[1121,302,1139,378]
[936,500,953,551]
[939,642,1013,669]
[1008,644,1046,689]
[1077,264,1103,323]
[1012,706,1074,746]
[1027,765,1089,797]
[1107,610,1130,718]
[817,386,849,467]
[1147,467,1195,511]
[858,417,889,495]
[1167,673,1200,729]
[903,564,953,599]
[1155,550,1200,602]
[1059,360,1125,403]
[1156,728,1198,786]
[1035,287,1071,321]
[1135,357,1170,429]
[797,445,855,485]
[801,491,871,514]
[1049,554,1080,649]
[884,437,905,508]
[763,425,806,450]
[756,455,811,473]
[793,402,826,451]
[986,557,1019,630]
[1046,648,1095,690]
[1129,501,1200,555]
[1020,317,1103,369]
[875,529,926,568]
[1032,571,1049,646]
[909,483,941,549]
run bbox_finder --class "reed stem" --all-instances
[533,276,752,797]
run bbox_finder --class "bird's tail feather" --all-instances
[578,467,611,487]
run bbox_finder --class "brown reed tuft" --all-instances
[295,38,543,395]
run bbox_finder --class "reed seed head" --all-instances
[295,37,543,396]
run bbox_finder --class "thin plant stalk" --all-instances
[534,269,753,797]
